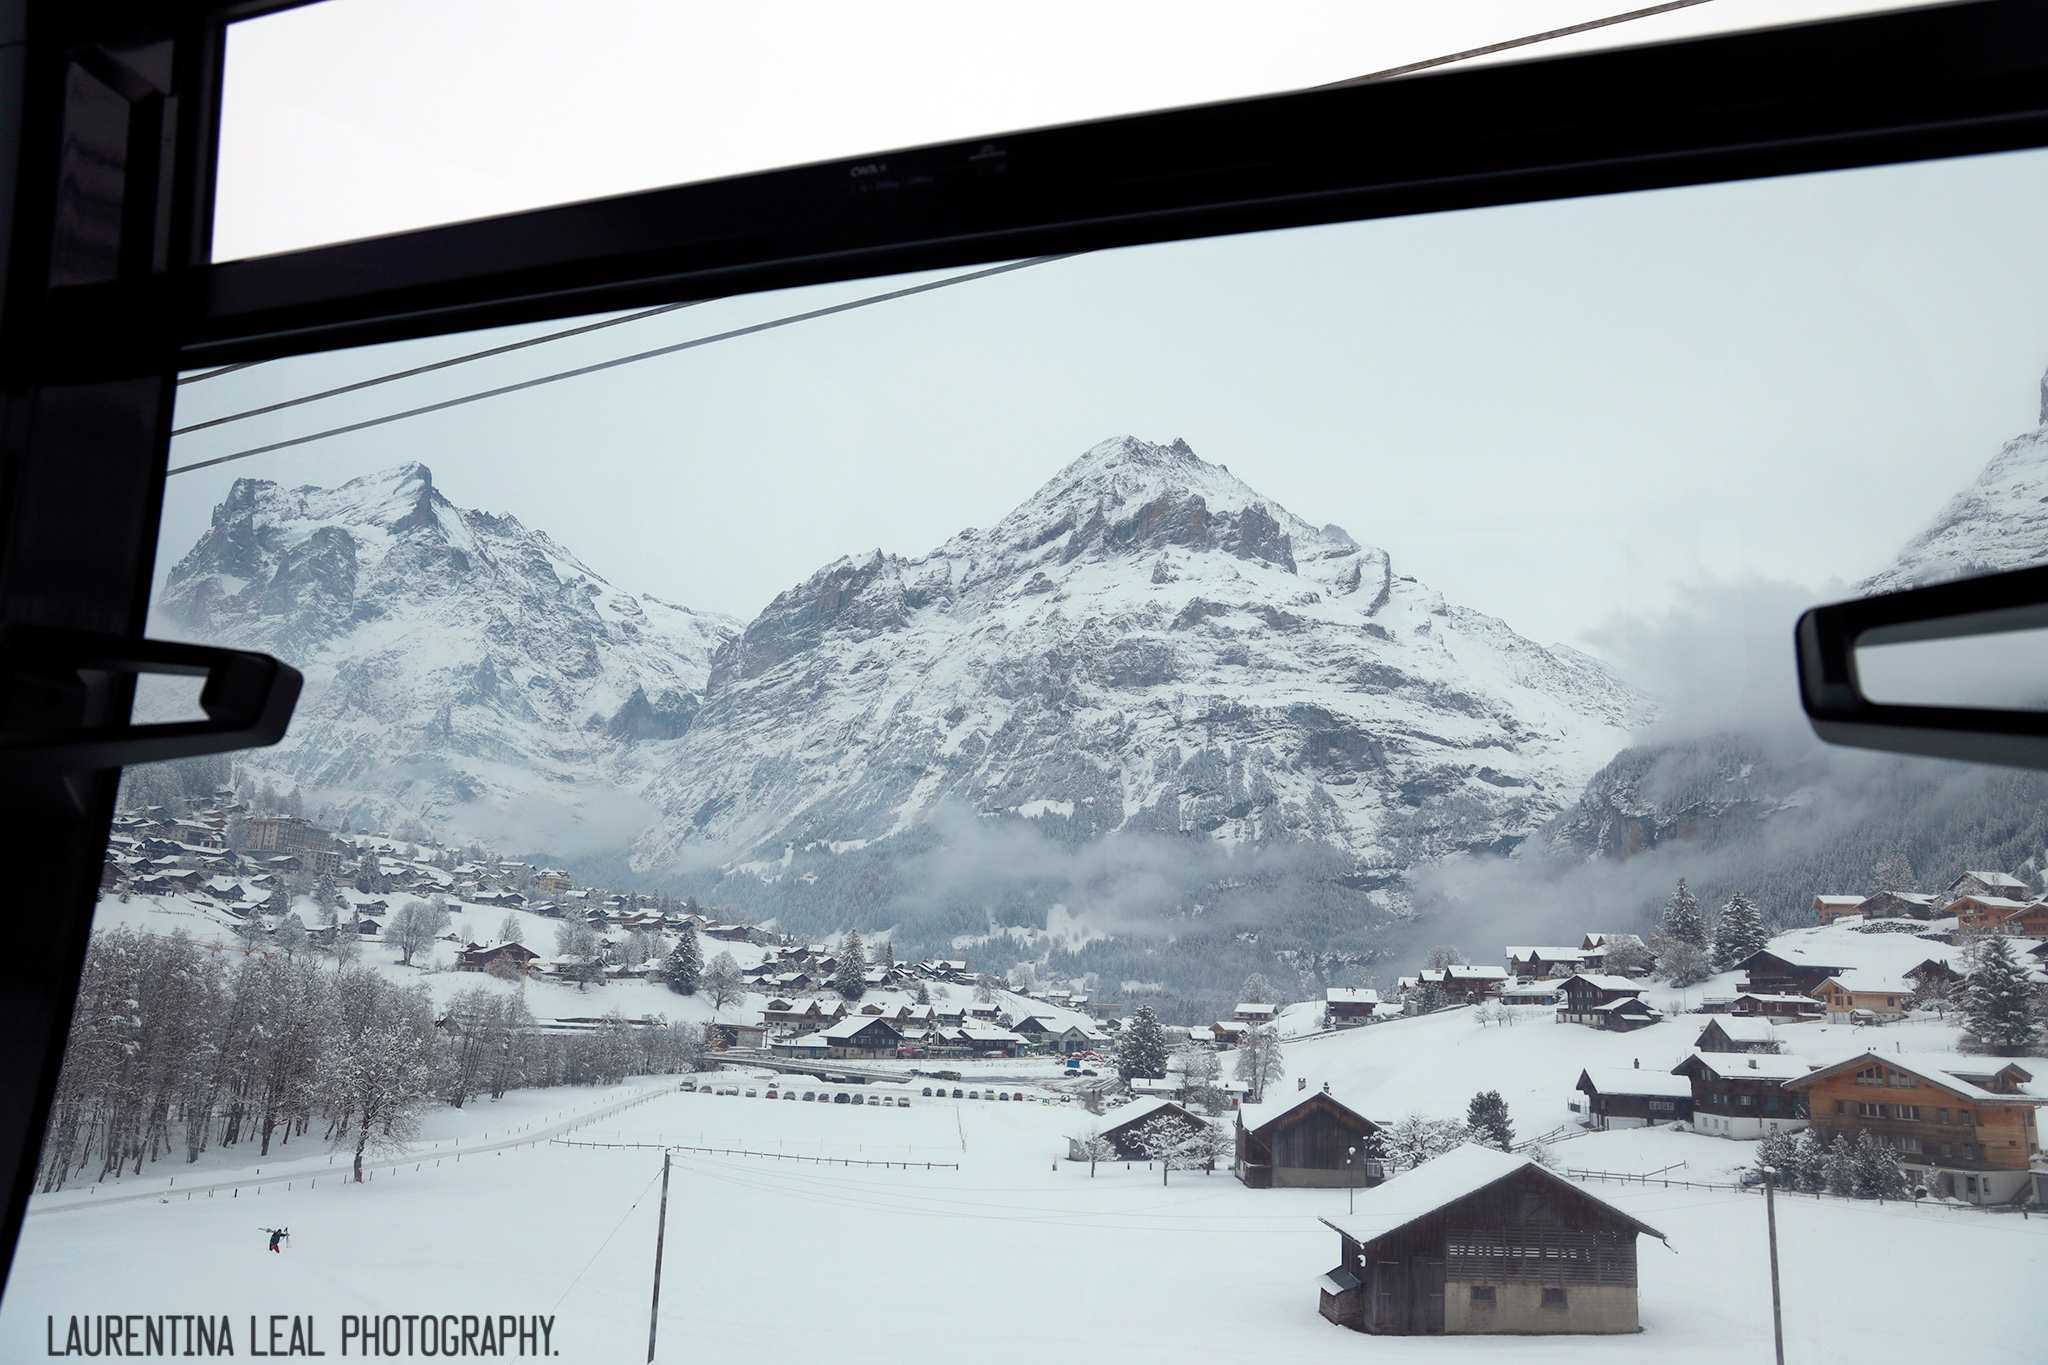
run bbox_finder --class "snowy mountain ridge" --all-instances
[154,462,740,849]
[635,435,1652,900]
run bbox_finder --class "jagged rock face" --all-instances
[1862,376,2048,593]
[155,463,737,845]
[634,436,1650,879]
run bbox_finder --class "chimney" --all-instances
[1748,1058,1757,1070]
[1632,1058,1639,1069]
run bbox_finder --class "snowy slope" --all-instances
[153,464,739,849]
[1861,372,2048,593]
[635,436,1649,881]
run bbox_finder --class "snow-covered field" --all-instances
[6,1076,2042,1364]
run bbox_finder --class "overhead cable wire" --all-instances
[165,1,1710,472]
[1318,0,1718,87]
[164,256,1067,477]
[172,299,702,436]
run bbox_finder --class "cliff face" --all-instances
[155,463,737,846]
[634,435,1648,893]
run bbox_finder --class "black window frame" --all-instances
[9,0,2048,1308]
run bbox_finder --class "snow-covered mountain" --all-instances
[1861,375,2048,594]
[633,435,1649,887]
[1542,365,2048,919]
[153,463,739,849]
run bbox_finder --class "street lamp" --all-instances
[1346,1146,1357,1214]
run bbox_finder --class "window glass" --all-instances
[215,0,1929,259]
[8,141,2048,1362]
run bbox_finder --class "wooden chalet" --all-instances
[1572,1067,1692,1130]
[1431,965,1511,1002]
[1670,1051,1811,1139]
[1235,1084,1384,1189]
[1076,1097,1213,1162]
[1949,896,2048,936]
[1733,948,1844,998]
[1856,890,1942,921]
[1318,1145,1664,1336]
[1325,987,1380,1026]
[1813,894,1864,924]
[1945,870,2030,901]
[1811,971,1911,1022]
[1554,975,1657,1030]
[704,1020,767,1050]
[1729,991,1825,1021]
[455,941,538,973]
[1233,1002,1279,1024]
[1692,1017,1781,1054]
[1785,1052,2044,1203]
[1505,946,1587,981]
[817,1015,904,1058]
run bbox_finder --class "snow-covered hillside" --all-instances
[635,435,1649,881]
[153,464,738,849]
[1861,372,2048,593]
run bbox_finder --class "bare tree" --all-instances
[388,900,446,967]
[1233,1024,1286,1103]
[704,953,744,1015]
[1069,1130,1116,1177]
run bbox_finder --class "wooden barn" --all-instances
[1317,1144,1665,1336]
[1074,1096,1211,1162]
[1236,1085,1385,1189]
[1572,1067,1692,1130]
[1692,1017,1781,1054]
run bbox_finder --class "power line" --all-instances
[172,300,700,437]
[179,361,263,385]
[164,2,1707,474]
[1320,0,1718,87]
[164,256,1066,478]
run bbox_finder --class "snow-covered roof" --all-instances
[1675,1051,1815,1081]
[1813,895,1864,908]
[1442,965,1509,981]
[1092,1095,1201,1133]
[1577,1067,1691,1099]
[1697,1017,1777,1042]
[1237,1087,1375,1135]
[1505,946,1586,960]
[1233,1003,1277,1016]
[1321,1144,1664,1248]
[1815,971,1912,995]
[1562,974,1646,993]
[1735,992,1825,1006]
[1785,1052,2040,1104]
[1949,895,2032,910]
[1592,997,1660,1014]
[821,1015,900,1040]
[1325,987,1380,1005]
[1953,870,2028,892]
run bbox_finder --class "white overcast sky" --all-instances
[168,0,2031,687]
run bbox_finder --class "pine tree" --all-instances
[833,930,868,1000]
[1661,878,1707,948]
[1787,1127,1829,1193]
[1466,1090,1514,1151]
[1712,893,1769,972]
[1851,1131,1909,1200]
[1822,1134,1857,1196]
[1754,1127,1798,1183]
[1240,972,1275,1005]
[1962,934,2039,1053]
[1115,1005,1170,1081]
[663,920,703,996]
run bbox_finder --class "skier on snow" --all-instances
[264,1226,288,1254]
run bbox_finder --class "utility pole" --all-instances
[646,1151,672,1365]
[1763,1165,1785,1365]
[1347,1146,1357,1215]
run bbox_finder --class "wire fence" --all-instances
[551,1136,957,1170]
[1564,1165,2024,1214]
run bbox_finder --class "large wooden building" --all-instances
[1783,1052,2045,1204]
[1317,1144,1665,1336]
[1733,948,1845,998]
[1555,975,1659,1031]
[1236,1086,1384,1189]
[1670,1051,1811,1139]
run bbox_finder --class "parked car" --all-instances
[744,1088,758,1097]
[782,1091,797,1100]
[852,1093,865,1106]
[920,1086,934,1097]
[801,1090,816,1102]
[896,1096,911,1108]
[967,1090,980,1100]
[765,1088,778,1098]
[833,1092,849,1104]
[951,1087,964,1098]
[679,1081,698,1091]
[1078,1068,1098,1077]
[932,1070,962,1082]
